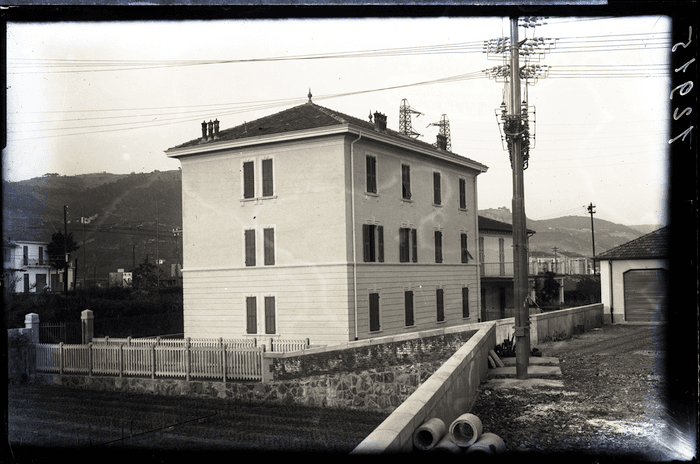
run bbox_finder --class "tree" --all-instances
[46,232,80,271]
[536,271,561,306]
[131,257,162,289]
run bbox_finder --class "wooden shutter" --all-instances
[369,293,380,332]
[264,228,275,265]
[243,161,255,199]
[412,229,418,263]
[405,291,414,326]
[245,229,256,266]
[462,287,470,318]
[402,164,411,199]
[262,159,274,197]
[264,296,276,334]
[377,226,384,262]
[459,178,467,209]
[433,172,441,205]
[363,225,371,262]
[246,296,257,334]
[461,233,469,263]
[399,228,408,263]
[366,156,377,193]
[435,231,443,263]
[436,289,444,322]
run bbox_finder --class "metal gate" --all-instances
[40,322,82,344]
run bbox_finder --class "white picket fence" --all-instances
[34,336,310,382]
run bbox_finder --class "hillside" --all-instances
[478,207,658,258]
[3,170,183,284]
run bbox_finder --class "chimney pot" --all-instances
[436,134,447,151]
[207,120,214,140]
[373,112,387,132]
[201,121,207,139]
[214,119,220,138]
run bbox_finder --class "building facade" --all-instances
[3,239,52,293]
[165,101,488,346]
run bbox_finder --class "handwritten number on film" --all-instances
[669,26,694,144]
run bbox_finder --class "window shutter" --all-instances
[402,164,411,199]
[369,293,380,332]
[436,289,444,322]
[411,229,418,263]
[243,161,255,199]
[363,225,371,262]
[405,291,414,326]
[246,296,257,334]
[366,156,377,193]
[459,178,467,209]
[433,172,441,205]
[262,159,274,197]
[377,226,384,262]
[245,229,256,266]
[435,231,443,263]
[264,296,276,334]
[461,233,469,263]
[462,287,470,318]
[264,228,275,265]
[399,228,408,263]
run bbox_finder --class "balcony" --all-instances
[481,262,539,277]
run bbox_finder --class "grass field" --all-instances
[7,382,390,459]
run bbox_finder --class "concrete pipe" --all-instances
[465,432,506,455]
[448,413,483,448]
[412,417,446,451]
[430,436,462,454]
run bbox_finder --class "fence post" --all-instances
[185,337,191,382]
[24,313,40,344]
[261,346,273,383]
[81,310,94,344]
[305,338,310,349]
[151,343,156,380]
[219,338,226,382]
[88,342,93,377]
[59,342,64,375]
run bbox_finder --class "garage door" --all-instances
[623,269,667,322]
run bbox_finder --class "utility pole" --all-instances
[508,17,530,380]
[82,205,86,289]
[587,203,596,274]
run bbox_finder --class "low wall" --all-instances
[351,303,605,454]
[351,322,495,453]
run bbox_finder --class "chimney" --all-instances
[373,111,387,132]
[207,120,214,140]
[201,121,207,139]
[213,119,220,139]
[436,134,447,151]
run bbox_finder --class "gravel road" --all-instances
[469,322,696,461]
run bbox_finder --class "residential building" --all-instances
[477,216,540,321]
[3,239,53,293]
[165,99,488,345]
[594,226,668,323]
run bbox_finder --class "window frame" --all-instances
[462,287,470,318]
[366,155,377,194]
[23,246,28,266]
[242,160,255,199]
[264,295,276,335]
[434,230,443,264]
[369,292,381,332]
[433,171,442,205]
[459,178,467,210]
[245,296,257,334]
[244,228,256,267]
[263,227,275,266]
[261,157,274,197]
[363,224,384,263]
[436,288,445,322]
[404,290,415,327]
[461,232,469,264]
[401,163,412,200]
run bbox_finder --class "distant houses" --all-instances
[2,238,74,293]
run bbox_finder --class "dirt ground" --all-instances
[469,322,696,461]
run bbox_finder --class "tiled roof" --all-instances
[168,101,486,168]
[478,216,536,235]
[595,226,669,260]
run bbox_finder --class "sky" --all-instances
[4,15,672,227]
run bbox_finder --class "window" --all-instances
[400,228,418,263]
[478,237,485,264]
[405,290,414,326]
[436,288,445,322]
[264,296,276,334]
[262,159,274,197]
[459,178,467,210]
[246,296,257,334]
[23,274,30,293]
[369,292,381,332]
[38,246,44,265]
[245,229,256,266]
[401,164,411,200]
[366,155,377,194]
[243,161,255,199]
[499,238,506,276]
[23,246,28,266]
[462,287,470,318]
[263,228,275,266]
[434,231,443,263]
[433,172,441,205]
[36,274,47,293]
[363,224,384,262]
[461,233,469,263]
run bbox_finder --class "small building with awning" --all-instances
[594,226,669,323]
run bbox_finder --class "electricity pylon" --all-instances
[428,114,452,151]
[399,99,422,138]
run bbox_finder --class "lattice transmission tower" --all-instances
[428,114,452,152]
[399,99,422,138]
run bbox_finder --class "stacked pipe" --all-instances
[412,413,505,454]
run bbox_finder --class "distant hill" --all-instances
[478,207,657,258]
[3,172,660,283]
[3,170,183,283]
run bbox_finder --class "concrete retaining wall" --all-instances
[351,322,495,453]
